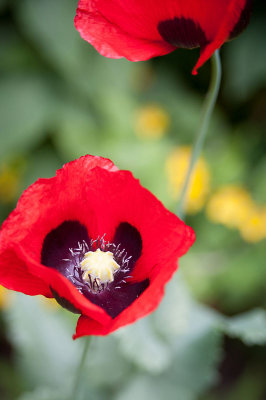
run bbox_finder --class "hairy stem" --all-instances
[177,50,222,220]
[71,336,91,399]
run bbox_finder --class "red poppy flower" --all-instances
[74,0,253,74]
[0,156,194,338]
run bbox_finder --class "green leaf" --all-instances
[15,0,86,77]
[83,335,131,388]
[4,294,130,390]
[116,321,222,400]
[153,275,221,338]
[152,275,195,339]
[15,0,135,98]
[116,376,183,400]
[209,244,266,312]
[98,138,172,206]
[0,26,38,72]
[18,387,67,400]
[0,75,53,158]
[153,276,223,399]
[4,294,81,388]
[18,385,105,400]
[21,147,62,191]
[224,19,266,101]
[0,357,25,399]
[224,309,266,345]
[116,318,171,374]
[53,102,99,160]
[167,322,222,398]
[0,0,7,12]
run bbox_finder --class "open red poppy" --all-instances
[0,156,194,338]
[75,0,252,74]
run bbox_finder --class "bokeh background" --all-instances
[0,0,266,399]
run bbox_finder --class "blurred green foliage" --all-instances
[0,0,266,399]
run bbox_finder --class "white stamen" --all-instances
[80,248,120,284]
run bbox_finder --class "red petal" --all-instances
[75,0,175,61]
[0,156,117,264]
[75,0,251,73]
[193,0,250,74]
[0,248,51,297]
[91,168,195,281]
[0,156,116,304]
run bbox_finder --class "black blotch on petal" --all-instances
[229,0,253,40]
[113,222,142,264]
[41,220,90,276]
[158,17,208,49]
[84,279,150,318]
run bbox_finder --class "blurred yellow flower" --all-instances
[239,206,266,243]
[165,146,211,214]
[206,186,253,229]
[207,185,266,243]
[135,104,170,139]
[0,285,11,309]
[0,165,20,203]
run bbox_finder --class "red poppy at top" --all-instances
[75,0,253,74]
[0,156,194,338]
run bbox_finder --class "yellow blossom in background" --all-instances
[239,206,266,243]
[206,185,266,243]
[0,285,12,309]
[165,146,211,214]
[0,164,20,203]
[135,104,170,139]
[206,186,253,229]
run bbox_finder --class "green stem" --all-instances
[71,336,91,399]
[177,50,222,220]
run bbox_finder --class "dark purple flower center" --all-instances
[158,17,208,49]
[41,221,149,318]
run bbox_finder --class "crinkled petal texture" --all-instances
[0,156,194,337]
[75,0,252,74]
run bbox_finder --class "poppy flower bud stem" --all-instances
[177,50,222,220]
[71,336,91,399]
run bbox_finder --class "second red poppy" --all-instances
[75,0,252,74]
